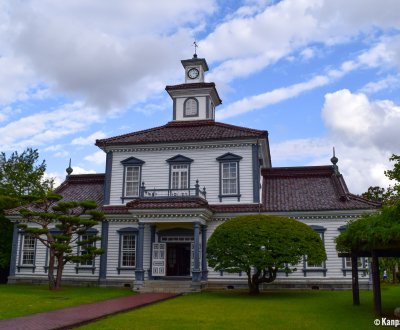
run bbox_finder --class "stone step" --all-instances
[139,280,204,293]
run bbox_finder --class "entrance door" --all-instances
[166,243,191,276]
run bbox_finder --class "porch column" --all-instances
[99,221,109,285]
[8,223,19,280]
[135,222,145,282]
[201,225,208,280]
[148,225,156,280]
[192,221,201,282]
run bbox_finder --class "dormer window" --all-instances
[184,98,199,117]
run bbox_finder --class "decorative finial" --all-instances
[331,147,338,165]
[193,41,198,58]
[331,147,339,174]
[66,158,73,176]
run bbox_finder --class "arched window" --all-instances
[184,98,199,117]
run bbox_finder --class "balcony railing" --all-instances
[139,180,207,199]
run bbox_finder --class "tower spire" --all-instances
[331,147,339,174]
[66,158,73,177]
[192,41,198,58]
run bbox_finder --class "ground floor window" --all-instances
[80,234,95,266]
[117,227,138,274]
[121,234,136,267]
[22,235,36,265]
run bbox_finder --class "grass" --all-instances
[79,285,400,330]
[0,284,133,320]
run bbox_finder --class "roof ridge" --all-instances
[347,193,382,207]
[95,123,168,146]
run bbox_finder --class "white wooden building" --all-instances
[7,55,379,291]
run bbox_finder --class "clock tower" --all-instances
[165,54,222,121]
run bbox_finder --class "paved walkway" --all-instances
[0,292,178,330]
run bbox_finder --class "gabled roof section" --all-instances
[121,156,145,166]
[96,120,267,149]
[166,154,193,164]
[262,166,381,212]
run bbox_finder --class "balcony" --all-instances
[139,180,207,200]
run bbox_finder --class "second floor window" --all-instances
[216,153,242,201]
[125,166,140,197]
[121,157,145,200]
[222,162,238,195]
[171,164,189,189]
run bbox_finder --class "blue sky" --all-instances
[1,0,400,193]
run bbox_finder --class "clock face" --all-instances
[188,68,199,79]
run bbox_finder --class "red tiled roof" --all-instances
[96,120,267,148]
[126,197,209,209]
[102,205,130,214]
[262,166,380,212]
[210,204,263,213]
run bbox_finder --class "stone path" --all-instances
[0,292,178,330]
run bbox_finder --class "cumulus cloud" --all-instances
[1,0,216,111]
[322,89,400,152]
[319,90,399,192]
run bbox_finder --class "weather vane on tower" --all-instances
[193,41,198,58]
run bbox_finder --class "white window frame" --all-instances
[221,162,238,195]
[125,166,140,197]
[171,164,189,190]
[183,97,199,117]
[22,235,36,266]
[80,234,95,266]
[120,234,136,268]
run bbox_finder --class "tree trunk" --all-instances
[249,281,260,294]
[47,250,56,290]
[54,255,64,290]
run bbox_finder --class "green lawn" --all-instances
[79,285,400,330]
[0,284,133,320]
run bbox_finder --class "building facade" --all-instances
[7,56,379,291]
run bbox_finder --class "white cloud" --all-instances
[72,131,107,146]
[0,102,102,151]
[322,89,400,152]
[71,166,97,175]
[202,0,400,84]
[360,75,400,94]
[84,150,106,165]
[1,0,216,111]
[270,89,400,194]
[44,144,63,152]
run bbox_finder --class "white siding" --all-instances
[14,225,101,279]
[109,144,255,205]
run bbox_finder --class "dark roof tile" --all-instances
[262,166,380,212]
[96,120,267,147]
